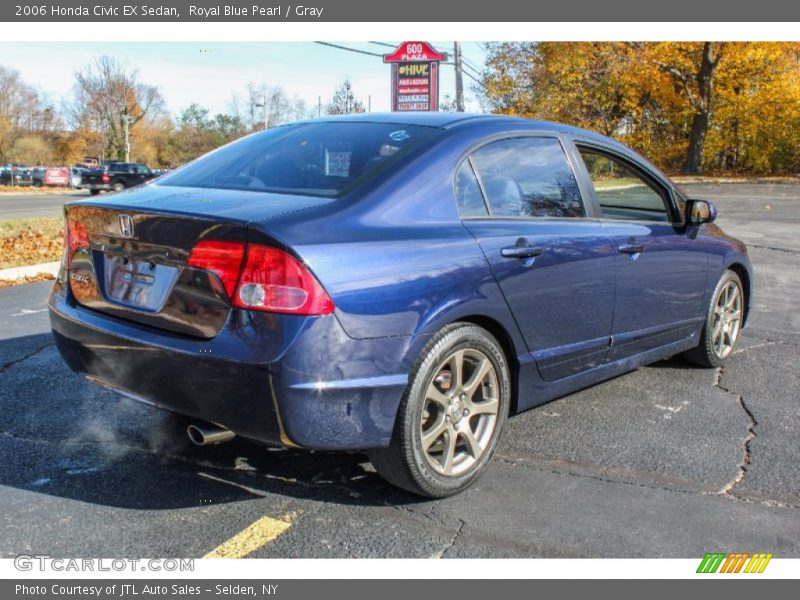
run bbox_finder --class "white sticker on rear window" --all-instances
[389,130,410,142]
[325,150,352,177]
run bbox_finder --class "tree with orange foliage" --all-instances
[481,42,800,175]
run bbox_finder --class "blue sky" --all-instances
[0,42,488,117]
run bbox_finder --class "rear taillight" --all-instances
[101,173,110,183]
[235,244,334,315]
[187,240,246,298]
[187,240,334,315]
[63,218,89,269]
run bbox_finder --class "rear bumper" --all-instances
[49,275,415,450]
[86,183,113,191]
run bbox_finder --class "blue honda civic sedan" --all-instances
[49,113,752,496]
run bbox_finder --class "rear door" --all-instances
[458,136,616,381]
[572,143,708,359]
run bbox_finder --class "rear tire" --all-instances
[684,269,744,367]
[369,323,510,497]
[90,189,101,196]
[112,182,125,193]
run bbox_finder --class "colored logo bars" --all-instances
[697,552,773,573]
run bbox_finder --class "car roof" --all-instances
[309,111,500,128]
[300,112,619,142]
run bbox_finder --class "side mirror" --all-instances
[686,199,717,225]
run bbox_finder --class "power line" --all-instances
[461,60,483,78]
[461,69,485,89]
[313,41,384,58]
[475,42,493,56]
[368,41,399,49]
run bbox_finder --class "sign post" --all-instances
[383,41,448,112]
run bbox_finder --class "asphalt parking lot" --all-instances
[0,183,798,558]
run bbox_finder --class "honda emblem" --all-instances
[118,214,134,239]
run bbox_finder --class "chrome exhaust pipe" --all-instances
[187,423,235,446]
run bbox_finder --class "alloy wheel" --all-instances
[420,348,500,477]
[711,280,743,359]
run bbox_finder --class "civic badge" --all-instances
[118,214,134,239]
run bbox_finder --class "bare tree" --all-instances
[325,79,365,115]
[0,64,58,163]
[230,83,308,131]
[72,56,164,160]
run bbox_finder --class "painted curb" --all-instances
[0,261,60,280]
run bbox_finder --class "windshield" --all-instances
[158,121,438,197]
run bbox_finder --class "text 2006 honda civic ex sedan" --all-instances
[50,113,752,497]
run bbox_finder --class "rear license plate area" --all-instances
[103,254,179,312]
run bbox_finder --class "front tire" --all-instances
[684,269,744,367]
[369,323,510,497]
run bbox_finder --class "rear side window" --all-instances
[455,160,488,216]
[469,137,584,218]
[159,122,438,197]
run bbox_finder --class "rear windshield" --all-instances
[158,122,438,197]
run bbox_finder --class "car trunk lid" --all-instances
[65,184,332,338]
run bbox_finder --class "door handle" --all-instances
[618,243,644,255]
[501,244,543,259]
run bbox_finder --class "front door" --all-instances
[574,146,708,360]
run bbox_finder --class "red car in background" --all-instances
[43,167,71,187]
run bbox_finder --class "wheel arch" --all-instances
[447,314,521,415]
[727,261,752,326]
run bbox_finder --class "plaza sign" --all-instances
[383,42,448,112]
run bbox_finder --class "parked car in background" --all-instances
[83,162,157,195]
[0,165,33,186]
[70,167,87,189]
[32,166,47,187]
[44,167,71,187]
[50,114,753,497]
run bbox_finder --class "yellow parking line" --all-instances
[204,513,297,559]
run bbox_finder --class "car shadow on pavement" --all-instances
[0,332,423,511]
[0,331,714,513]
[646,355,706,370]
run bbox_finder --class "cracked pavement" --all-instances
[715,364,757,497]
[0,183,798,558]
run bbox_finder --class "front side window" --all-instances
[578,148,670,222]
[158,122,438,197]
[469,137,585,218]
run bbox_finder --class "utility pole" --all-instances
[264,90,269,131]
[453,42,465,112]
[318,96,322,117]
[122,109,133,162]
[255,89,269,130]
[368,95,372,113]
